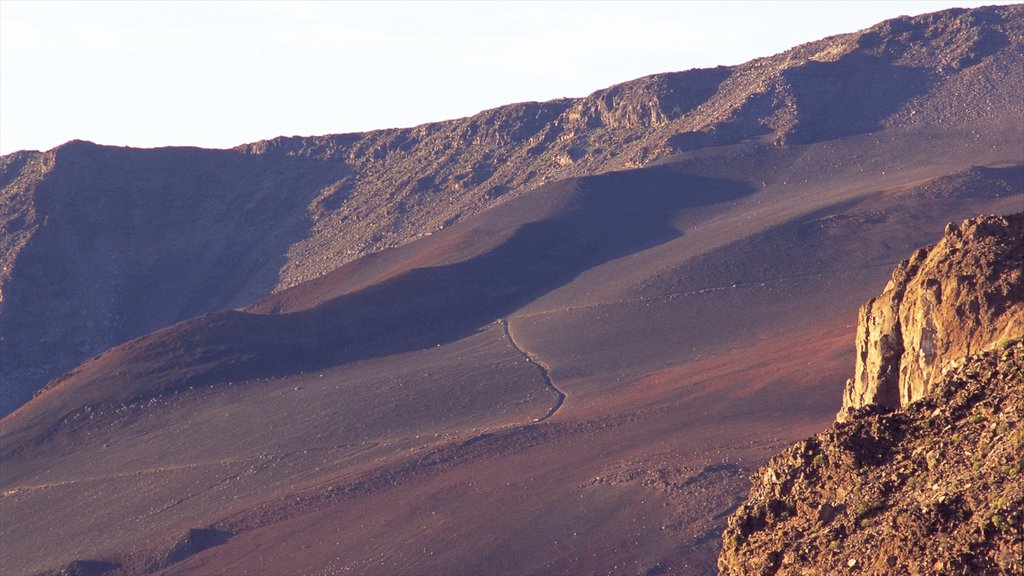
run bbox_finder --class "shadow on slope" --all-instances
[7,167,754,444]
[779,56,935,145]
[1,141,349,415]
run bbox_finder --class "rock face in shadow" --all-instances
[719,214,1024,575]
[0,144,348,414]
[161,529,230,569]
[41,559,120,576]
[839,213,1024,420]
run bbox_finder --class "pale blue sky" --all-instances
[0,1,1011,154]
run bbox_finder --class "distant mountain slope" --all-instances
[0,145,349,414]
[719,214,1024,575]
[0,167,753,452]
[234,4,1024,287]
[2,4,1022,414]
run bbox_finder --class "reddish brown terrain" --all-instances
[1,6,1023,576]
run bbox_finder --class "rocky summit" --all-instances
[720,214,1024,575]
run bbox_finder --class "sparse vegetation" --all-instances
[854,499,886,524]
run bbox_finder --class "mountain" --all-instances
[3,4,1023,414]
[1,6,1023,576]
[719,213,1023,575]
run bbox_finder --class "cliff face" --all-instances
[840,213,1024,420]
[719,215,1024,575]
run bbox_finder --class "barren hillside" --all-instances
[2,5,1022,414]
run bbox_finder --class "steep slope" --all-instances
[0,145,348,414]
[4,167,752,442]
[720,214,1024,575]
[227,3,1024,280]
[3,4,1023,414]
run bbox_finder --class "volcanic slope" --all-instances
[2,131,1022,575]
[3,4,1023,413]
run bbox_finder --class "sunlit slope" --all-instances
[3,4,1021,417]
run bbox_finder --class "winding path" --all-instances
[499,318,565,422]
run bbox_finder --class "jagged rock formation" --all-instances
[720,215,1024,575]
[839,213,1024,420]
[1,5,1022,414]
[719,342,1023,575]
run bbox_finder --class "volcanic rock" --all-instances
[839,213,1024,420]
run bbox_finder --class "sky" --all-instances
[0,1,1013,155]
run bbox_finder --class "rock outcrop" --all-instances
[720,214,1024,575]
[719,342,1023,575]
[839,213,1024,420]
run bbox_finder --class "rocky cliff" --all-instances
[719,214,1024,575]
[839,213,1024,420]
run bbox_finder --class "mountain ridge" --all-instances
[3,4,1022,413]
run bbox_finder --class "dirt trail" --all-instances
[499,318,565,422]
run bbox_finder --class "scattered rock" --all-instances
[161,528,231,568]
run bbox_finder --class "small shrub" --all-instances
[1010,428,1024,450]
[854,499,886,520]
[991,514,1010,532]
